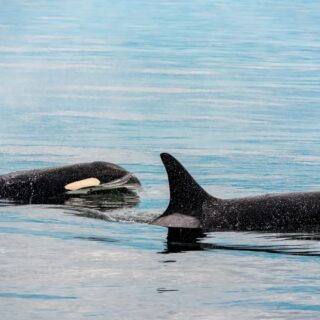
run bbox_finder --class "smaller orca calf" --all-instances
[0,161,140,203]
[152,153,320,233]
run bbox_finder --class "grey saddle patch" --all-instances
[152,213,201,229]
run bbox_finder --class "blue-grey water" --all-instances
[1,0,320,319]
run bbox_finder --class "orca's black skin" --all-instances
[152,153,320,233]
[0,161,140,203]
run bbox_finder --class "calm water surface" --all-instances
[1,1,320,319]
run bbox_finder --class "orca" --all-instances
[0,161,140,203]
[152,153,320,233]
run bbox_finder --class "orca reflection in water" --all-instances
[152,153,320,233]
[64,188,140,213]
[0,161,140,204]
[164,232,320,256]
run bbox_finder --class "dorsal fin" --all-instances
[152,153,214,229]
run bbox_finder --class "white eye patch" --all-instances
[64,178,100,191]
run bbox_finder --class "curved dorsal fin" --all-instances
[152,153,214,229]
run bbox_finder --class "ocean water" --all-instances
[1,0,320,319]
